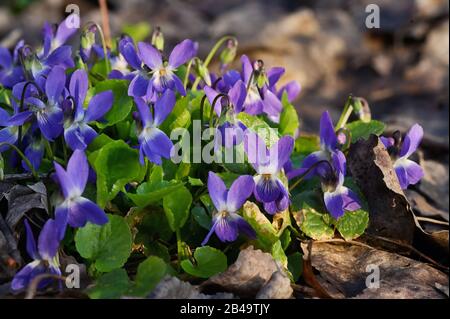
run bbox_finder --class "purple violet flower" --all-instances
[288,111,344,180]
[381,124,424,189]
[244,132,294,214]
[321,151,361,219]
[54,149,108,228]
[63,69,113,150]
[123,38,197,98]
[8,66,66,141]
[202,172,256,245]
[0,41,25,88]
[134,90,176,165]
[11,216,65,291]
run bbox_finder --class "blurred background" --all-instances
[0,0,448,152]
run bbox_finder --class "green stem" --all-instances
[0,142,38,179]
[87,22,111,75]
[209,93,228,128]
[192,35,237,91]
[183,58,195,90]
[335,95,354,130]
[176,229,183,268]
[44,139,54,160]
[288,160,334,192]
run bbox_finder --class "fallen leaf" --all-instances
[307,242,448,299]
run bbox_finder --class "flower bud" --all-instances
[194,59,211,86]
[353,97,371,123]
[253,59,268,88]
[80,24,97,61]
[220,39,237,66]
[151,26,164,51]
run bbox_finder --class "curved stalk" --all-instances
[192,35,237,91]
[0,142,38,179]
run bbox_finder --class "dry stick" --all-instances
[365,234,449,272]
[301,240,333,299]
[415,216,449,226]
[25,274,66,299]
[313,238,374,250]
[98,0,112,48]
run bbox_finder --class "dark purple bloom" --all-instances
[288,111,343,180]
[0,41,25,88]
[202,172,256,245]
[63,69,113,150]
[381,124,424,189]
[321,151,361,219]
[244,132,294,214]
[123,38,197,98]
[134,90,175,165]
[8,66,66,141]
[54,149,108,228]
[11,216,65,291]
[0,107,19,152]
[21,127,45,172]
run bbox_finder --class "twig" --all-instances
[415,216,449,226]
[25,274,66,299]
[301,241,333,299]
[314,238,375,250]
[98,0,112,48]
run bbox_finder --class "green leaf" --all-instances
[163,185,193,232]
[271,240,288,268]
[87,133,114,152]
[91,140,144,208]
[287,252,303,282]
[295,135,320,155]
[242,202,278,250]
[346,120,385,142]
[87,268,131,299]
[128,256,167,297]
[279,93,299,136]
[237,113,280,147]
[191,206,211,230]
[89,80,133,128]
[159,96,191,132]
[188,177,203,186]
[75,215,132,272]
[122,23,151,42]
[181,246,227,278]
[293,204,334,240]
[127,180,184,207]
[335,209,369,240]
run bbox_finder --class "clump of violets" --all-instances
[381,124,424,189]
[1,16,430,296]
[11,216,65,291]
[54,149,108,228]
[202,172,256,245]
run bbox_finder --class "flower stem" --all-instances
[44,139,54,160]
[0,142,38,179]
[335,95,354,130]
[192,35,237,91]
[86,22,111,75]
[183,58,195,90]
[288,160,334,192]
